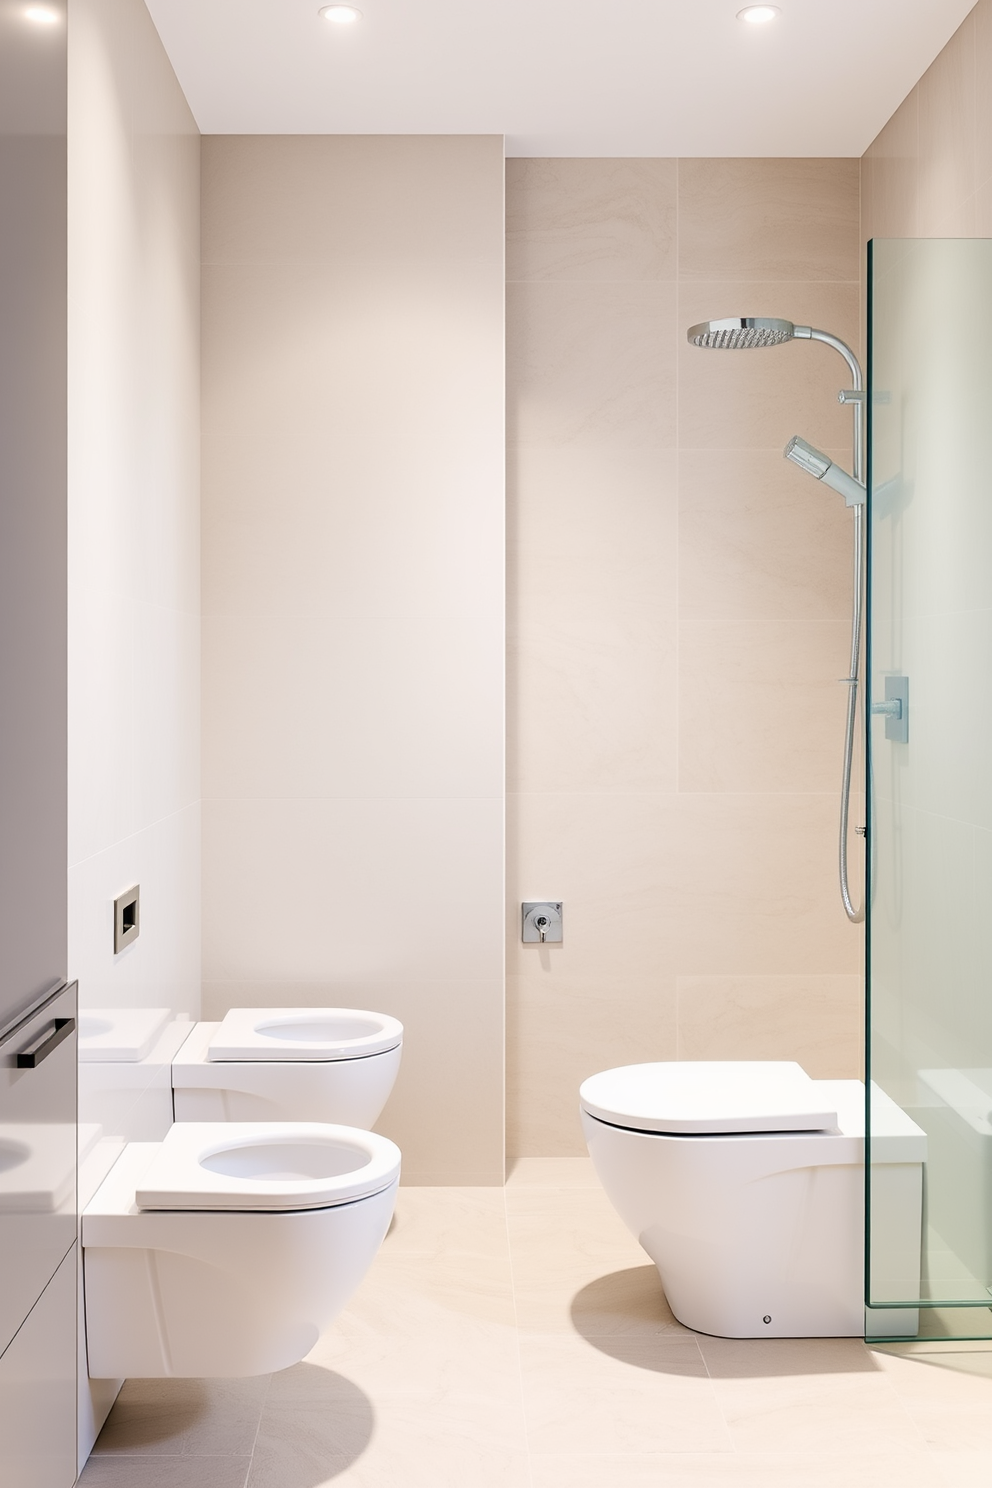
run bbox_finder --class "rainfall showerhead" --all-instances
[687,317,811,350]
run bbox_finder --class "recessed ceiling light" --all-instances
[319,4,362,23]
[24,4,60,23]
[737,5,780,22]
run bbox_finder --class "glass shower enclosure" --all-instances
[867,238,992,1342]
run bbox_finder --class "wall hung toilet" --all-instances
[82,1121,400,1378]
[172,1008,403,1127]
[78,1006,403,1130]
[580,1061,926,1339]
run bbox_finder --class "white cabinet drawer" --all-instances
[0,1245,77,1488]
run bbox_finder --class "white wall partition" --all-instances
[201,137,506,1184]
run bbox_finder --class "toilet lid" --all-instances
[207,1008,403,1062]
[580,1062,839,1135]
[134,1122,402,1210]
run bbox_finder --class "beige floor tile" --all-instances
[81,1460,251,1487]
[528,1449,944,1488]
[325,1433,531,1488]
[311,1269,524,1430]
[505,1156,599,1187]
[520,1332,730,1454]
[90,1375,269,1457]
[346,1248,518,1330]
[76,1184,992,1488]
[697,1336,926,1455]
[506,1185,646,1260]
[381,1185,509,1257]
[930,1448,992,1488]
[517,1258,687,1339]
[245,1403,371,1488]
[873,1349,992,1450]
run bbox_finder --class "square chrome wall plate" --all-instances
[522,902,562,944]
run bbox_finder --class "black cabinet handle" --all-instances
[16,1017,74,1068]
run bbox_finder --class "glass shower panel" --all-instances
[868,238,992,1339]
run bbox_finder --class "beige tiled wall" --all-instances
[862,0,992,238]
[201,137,506,1184]
[507,158,864,1155]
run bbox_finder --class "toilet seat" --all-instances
[208,1008,403,1062]
[580,1060,840,1134]
[134,1122,400,1211]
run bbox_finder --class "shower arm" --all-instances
[801,326,865,924]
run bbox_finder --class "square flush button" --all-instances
[114,885,140,954]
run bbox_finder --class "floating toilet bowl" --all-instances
[82,1121,400,1378]
[580,1061,926,1339]
[171,1008,403,1128]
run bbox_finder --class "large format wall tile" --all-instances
[507,157,864,1154]
[677,974,862,1078]
[506,159,677,283]
[678,448,852,624]
[507,974,677,1155]
[678,159,860,283]
[508,444,678,795]
[678,619,850,794]
[917,10,977,235]
[507,280,677,448]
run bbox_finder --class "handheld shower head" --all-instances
[784,436,865,507]
[687,317,811,350]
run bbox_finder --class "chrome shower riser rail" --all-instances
[685,316,866,924]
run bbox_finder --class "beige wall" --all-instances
[862,0,991,239]
[68,0,201,1028]
[68,0,200,1458]
[200,136,506,1184]
[506,158,864,1156]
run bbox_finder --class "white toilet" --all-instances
[82,1121,400,1377]
[580,1061,926,1339]
[79,1006,403,1130]
[172,1008,403,1127]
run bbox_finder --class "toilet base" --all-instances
[582,1083,924,1341]
[83,1144,397,1377]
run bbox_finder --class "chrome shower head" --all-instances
[687,317,803,350]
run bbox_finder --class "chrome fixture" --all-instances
[522,902,563,944]
[871,675,909,744]
[687,317,866,924]
[784,437,865,507]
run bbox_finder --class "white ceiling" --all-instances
[144,0,974,156]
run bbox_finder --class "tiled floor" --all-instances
[80,1158,992,1487]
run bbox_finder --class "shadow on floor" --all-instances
[253,1363,376,1485]
[570,1267,882,1375]
[86,1363,375,1485]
